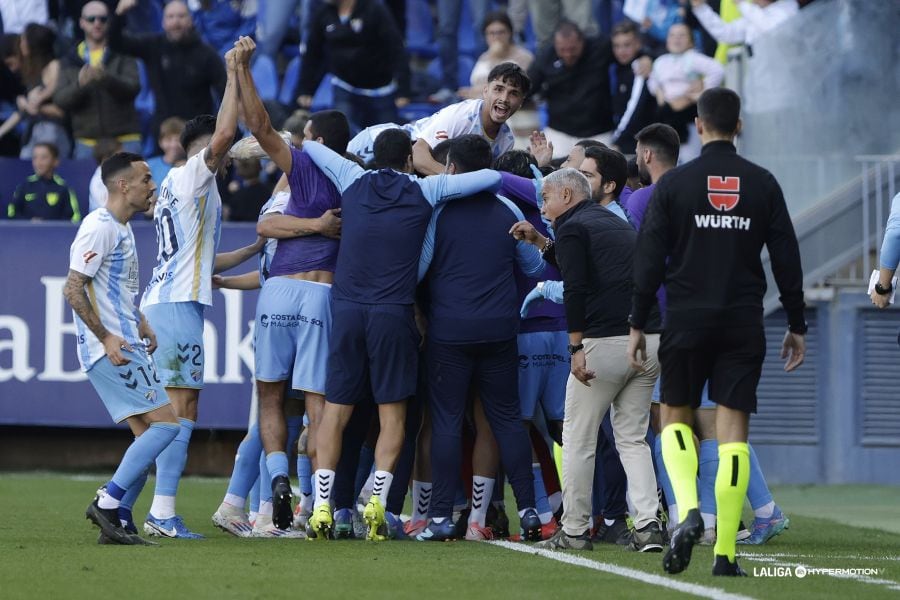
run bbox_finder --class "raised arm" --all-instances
[233,36,293,175]
[690,1,748,45]
[302,140,365,193]
[205,45,240,174]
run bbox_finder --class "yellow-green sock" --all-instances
[661,423,699,519]
[713,442,750,561]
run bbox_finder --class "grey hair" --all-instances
[542,167,591,201]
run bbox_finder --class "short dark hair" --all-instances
[634,123,680,166]
[180,114,217,153]
[575,139,607,150]
[554,20,583,39]
[447,135,492,174]
[583,146,627,198]
[611,19,640,38]
[308,110,350,155]
[33,142,59,159]
[372,128,412,171]
[697,87,741,136]
[431,139,453,166]
[627,156,639,179]
[482,10,513,35]
[493,150,538,178]
[486,62,531,96]
[101,152,145,186]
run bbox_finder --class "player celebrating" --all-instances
[64,152,178,545]
[136,46,240,539]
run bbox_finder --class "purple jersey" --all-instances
[499,172,567,333]
[622,182,667,319]
[268,148,342,277]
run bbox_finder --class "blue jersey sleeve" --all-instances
[417,169,502,207]
[498,195,545,278]
[542,280,564,304]
[417,206,443,282]
[302,140,365,194]
[880,193,900,270]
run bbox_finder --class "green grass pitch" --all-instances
[1,474,898,599]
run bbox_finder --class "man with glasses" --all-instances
[55,1,142,160]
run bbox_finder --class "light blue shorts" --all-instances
[652,379,715,408]
[87,348,171,423]
[254,277,332,394]
[143,301,205,389]
[517,330,569,422]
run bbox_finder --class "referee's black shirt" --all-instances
[630,141,805,332]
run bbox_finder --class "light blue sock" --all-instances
[226,424,263,498]
[154,418,193,497]
[111,422,180,493]
[286,415,304,464]
[532,464,552,521]
[298,454,312,495]
[653,435,676,519]
[249,476,261,513]
[259,452,273,503]
[266,451,289,481]
[698,439,719,526]
[746,443,773,510]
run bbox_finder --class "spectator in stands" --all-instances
[690,0,799,51]
[624,0,686,54]
[648,22,723,162]
[146,116,185,189]
[54,1,142,161]
[0,1,49,34]
[527,21,618,160]
[7,142,80,223]
[296,0,410,134]
[255,0,302,58]
[431,0,490,105]
[224,158,274,222]
[110,0,226,138]
[459,10,534,100]
[609,20,658,155]
[0,24,71,159]
[0,33,24,156]
[528,0,598,50]
[192,0,257,56]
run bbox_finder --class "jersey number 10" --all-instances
[155,207,180,261]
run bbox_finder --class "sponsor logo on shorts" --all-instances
[519,353,568,369]
[260,313,324,328]
[518,354,529,369]
[191,369,202,382]
[145,389,157,402]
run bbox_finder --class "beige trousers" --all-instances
[561,334,660,535]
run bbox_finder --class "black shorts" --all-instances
[658,326,766,414]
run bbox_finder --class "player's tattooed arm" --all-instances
[205,46,240,173]
[63,269,110,343]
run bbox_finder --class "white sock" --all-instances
[372,470,393,504]
[469,476,495,528]
[754,501,776,519]
[360,470,376,503]
[300,491,313,513]
[223,493,244,509]
[548,491,562,513]
[701,512,716,530]
[248,511,258,524]
[259,500,273,517]
[150,495,176,519]
[668,504,678,528]
[98,490,119,510]
[411,480,432,522]
[313,469,335,509]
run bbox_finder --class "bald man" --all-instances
[110,0,226,134]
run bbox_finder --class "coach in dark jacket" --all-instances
[55,1,141,159]
[512,168,664,552]
[110,0,226,135]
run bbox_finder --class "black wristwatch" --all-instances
[788,321,808,335]
[875,281,893,296]
[567,343,584,355]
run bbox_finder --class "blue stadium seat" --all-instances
[426,54,477,89]
[458,0,480,58]
[279,56,301,106]
[251,54,279,102]
[310,75,334,112]
[406,0,437,58]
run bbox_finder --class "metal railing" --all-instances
[859,155,900,277]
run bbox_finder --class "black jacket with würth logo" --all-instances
[630,141,805,332]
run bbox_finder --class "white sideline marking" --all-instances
[490,540,756,600]
[740,552,900,562]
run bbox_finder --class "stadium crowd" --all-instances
[1,0,817,580]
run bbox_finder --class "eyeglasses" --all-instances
[83,15,108,24]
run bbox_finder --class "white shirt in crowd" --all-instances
[692,0,800,48]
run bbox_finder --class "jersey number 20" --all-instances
[155,208,180,261]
